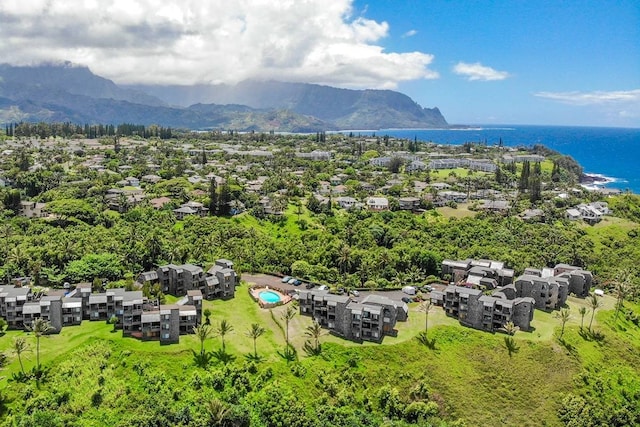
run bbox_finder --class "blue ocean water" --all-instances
[371,126,640,194]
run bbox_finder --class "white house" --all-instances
[366,197,389,211]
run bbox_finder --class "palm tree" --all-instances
[27,318,53,371]
[216,319,233,352]
[12,337,30,375]
[501,321,519,336]
[555,308,571,339]
[206,397,230,426]
[282,305,297,354]
[304,321,324,354]
[246,323,266,358]
[501,321,520,357]
[337,244,352,275]
[419,300,433,338]
[578,307,588,330]
[613,278,630,320]
[193,324,213,356]
[588,293,602,331]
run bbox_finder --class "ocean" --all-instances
[362,126,640,194]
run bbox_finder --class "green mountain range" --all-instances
[0,63,448,132]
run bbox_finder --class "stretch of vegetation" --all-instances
[0,125,638,426]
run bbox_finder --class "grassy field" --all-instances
[436,202,477,219]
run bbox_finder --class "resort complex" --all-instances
[0,259,237,343]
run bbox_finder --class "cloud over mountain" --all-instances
[0,0,438,89]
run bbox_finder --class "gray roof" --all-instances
[22,303,42,314]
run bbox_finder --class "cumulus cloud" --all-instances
[534,89,640,105]
[0,0,439,88]
[453,62,510,81]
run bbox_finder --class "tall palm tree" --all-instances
[555,308,571,339]
[501,321,519,336]
[613,278,630,320]
[12,337,30,375]
[27,318,53,371]
[246,323,266,358]
[282,305,297,352]
[304,321,324,354]
[337,244,352,275]
[588,294,602,331]
[216,319,233,352]
[193,324,213,356]
[419,301,433,338]
[578,307,588,330]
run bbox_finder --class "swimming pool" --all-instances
[259,290,282,304]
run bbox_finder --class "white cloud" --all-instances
[453,62,510,81]
[534,89,640,105]
[402,29,418,38]
[0,0,439,88]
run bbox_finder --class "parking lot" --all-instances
[242,273,434,305]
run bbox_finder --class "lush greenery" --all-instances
[0,129,639,426]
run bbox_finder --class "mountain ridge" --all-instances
[0,63,448,131]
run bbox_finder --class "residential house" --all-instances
[173,201,208,219]
[19,201,48,218]
[366,196,389,211]
[398,197,421,211]
[335,196,359,210]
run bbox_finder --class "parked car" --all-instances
[288,278,297,284]
[305,283,315,289]
[281,276,291,283]
[318,285,329,291]
[421,285,433,292]
[401,296,413,304]
[293,279,302,286]
[350,289,360,297]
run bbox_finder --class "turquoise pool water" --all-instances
[259,290,282,304]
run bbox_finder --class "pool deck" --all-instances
[249,286,292,309]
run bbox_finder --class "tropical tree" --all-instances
[108,314,119,332]
[613,277,630,320]
[282,305,297,357]
[216,319,233,352]
[203,308,212,325]
[555,308,571,339]
[246,323,266,359]
[501,321,520,357]
[578,307,588,330]
[303,321,324,355]
[419,301,433,338]
[193,324,213,357]
[27,318,54,371]
[0,318,7,335]
[12,337,30,375]
[588,293,602,331]
[206,397,230,426]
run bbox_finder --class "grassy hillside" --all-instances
[1,286,638,426]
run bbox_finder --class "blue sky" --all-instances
[353,0,640,127]
[1,0,638,127]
